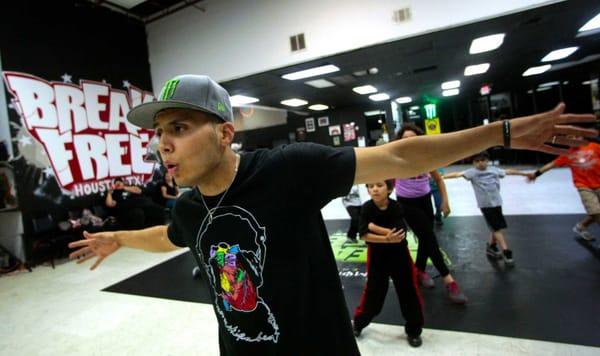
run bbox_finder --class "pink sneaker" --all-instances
[417,270,434,289]
[446,281,468,304]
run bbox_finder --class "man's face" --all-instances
[154,109,224,187]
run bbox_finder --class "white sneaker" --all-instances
[573,224,596,241]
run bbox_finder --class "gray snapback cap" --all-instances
[127,74,233,129]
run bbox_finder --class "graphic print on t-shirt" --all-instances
[568,149,597,169]
[196,206,280,343]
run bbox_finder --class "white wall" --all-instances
[146,0,561,90]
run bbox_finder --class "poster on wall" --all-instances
[2,71,157,198]
[343,123,356,142]
[333,136,341,146]
[317,116,329,127]
[305,117,315,132]
[328,125,341,136]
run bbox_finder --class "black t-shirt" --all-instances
[358,199,408,255]
[168,143,360,356]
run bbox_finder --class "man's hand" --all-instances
[441,201,451,217]
[511,103,597,155]
[69,230,121,270]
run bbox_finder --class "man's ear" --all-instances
[218,122,235,145]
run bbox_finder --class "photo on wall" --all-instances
[317,116,329,127]
[305,117,316,132]
[332,136,341,146]
[328,125,341,136]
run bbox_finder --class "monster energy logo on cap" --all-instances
[160,79,180,101]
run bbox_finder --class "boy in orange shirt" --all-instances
[529,142,600,241]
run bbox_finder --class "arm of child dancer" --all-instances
[442,171,465,179]
[361,228,405,244]
[431,170,451,217]
[353,103,596,184]
[123,185,142,194]
[161,186,178,200]
[527,161,556,182]
[505,169,531,176]
[368,222,392,235]
[68,225,180,270]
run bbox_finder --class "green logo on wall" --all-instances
[160,79,180,101]
[424,103,437,119]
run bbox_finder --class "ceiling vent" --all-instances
[290,33,306,52]
[393,7,411,23]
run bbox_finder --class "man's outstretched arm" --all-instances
[68,225,180,270]
[354,103,596,184]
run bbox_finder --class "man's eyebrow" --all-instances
[153,117,190,129]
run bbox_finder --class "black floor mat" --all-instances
[104,214,600,347]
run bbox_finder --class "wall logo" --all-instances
[3,72,157,196]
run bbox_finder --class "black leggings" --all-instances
[397,194,450,277]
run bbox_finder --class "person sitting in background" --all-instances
[160,171,179,209]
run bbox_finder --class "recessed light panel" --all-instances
[353,85,378,95]
[469,33,505,54]
[522,65,551,77]
[280,98,308,107]
[282,64,340,80]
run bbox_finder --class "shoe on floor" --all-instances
[446,281,468,304]
[502,249,515,267]
[417,270,435,289]
[573,224,596,241]
[407,334,422,347]
[486,243,502,259]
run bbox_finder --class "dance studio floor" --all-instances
[2,166,599,355]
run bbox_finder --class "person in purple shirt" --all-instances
[394,123,467,304]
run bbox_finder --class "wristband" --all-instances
[534,170,543,178]
[502,120,511,148]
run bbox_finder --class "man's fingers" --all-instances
[538,144,569,156]
[69,247,92,260]
[77,254,95,265]
[553,125,598,138]
[551,135,591,147]
[90,256,106,270]
[68,240,92,249]
[557,113,596,125]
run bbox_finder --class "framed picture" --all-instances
[328,125,341,136]
[305,117,316,132]
[332,136,341,146]
[317,116,329,127]
[343,123,356,142]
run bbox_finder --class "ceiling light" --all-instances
[582,79,599,85]
[308,104,329,111]
[281,64,340,80]
[522,64,551,77]
[353,85,378,94]
[441,80,460,90]
[364,110,385,116]
[469,33,505,54]
[579,13,600,32]
[280,98,308,107]
[536,86,552,92]
[538,81,560,88]
[304,79,336,88]
[541,47,579,62]
[409,106,420,110]
[229,95,259,106]
[369,93,390,101]
[442,89,460,97]
[395,96,412,104]
[464,63,490,76]
[368,67,379,74]
[353,70,368,77]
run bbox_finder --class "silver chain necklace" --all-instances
[199,154,239,223]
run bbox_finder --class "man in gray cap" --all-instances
[70,74,596,355]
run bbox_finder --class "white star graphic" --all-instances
[18,136,33,146]
[43,167,54,176]
[61,73,73,83]
[122,80,131,88]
